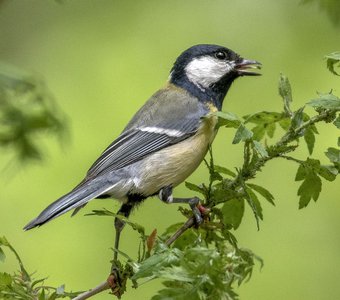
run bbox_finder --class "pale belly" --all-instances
[131,114,218,196]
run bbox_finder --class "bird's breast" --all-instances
[131,112,218,196]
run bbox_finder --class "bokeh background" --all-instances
[1,0,340,299]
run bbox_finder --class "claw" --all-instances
[197,204,210,215]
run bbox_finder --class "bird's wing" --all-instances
[85,86,208,179]
[86,120,198,178]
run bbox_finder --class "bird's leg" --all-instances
[109,203,134,296]
[159,185,203,225]
[113,203,133,262]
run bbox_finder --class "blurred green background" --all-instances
[1,0,340,299]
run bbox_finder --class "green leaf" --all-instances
[291,107,304,130]
[221,198,245,230]
[307,93,340,110]
[56,284,65,295]
[318,165,338,181]
[148,243,260,300]
[87,209,145,236]
[243,187,262,230]
[48,292,57,300]
[325,147,340,163]
[232,124,253,144]
[304,127,316,155]
[245,112,286,140]
[215,111,241,129]
[325,52,340,76]
[298,172,322,208]
[246,188,263,220]
[252,140,268,158]
[251,124,266,140]
[39,288,46,300]
[185,182,205,195]
[213,165,236,177]
[295,163,307,181]
[266,122,276,138]
[244,111,282,124]
[132,247,181,280]
[278,73,293,115]
[0,247,5,262]
[247,183,275,206]
[333,115,340,129]
[278,117,291,130]
[0,237,9,246]
[0,272,12,287]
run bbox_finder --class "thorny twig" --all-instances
[72,217,195,300]
[72,108,339,299]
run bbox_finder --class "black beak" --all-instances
[235,59,262,76]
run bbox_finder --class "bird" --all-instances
[24,44,261,257]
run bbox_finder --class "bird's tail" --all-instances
[23,179,113,230]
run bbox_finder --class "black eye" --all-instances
[215,51,227,60]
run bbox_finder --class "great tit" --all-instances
[24,44,260,250]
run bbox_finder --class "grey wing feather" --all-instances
[86,87,208,179]
[23,86,208,230]
[86,118,198,178]
[23,177,115,230]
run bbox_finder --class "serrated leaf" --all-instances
[305,157,321,169]
[215,111,241,129]
[252,140,268,158]
[318,165,338,181]
[56,284,65,295]
[0,272,12,287]
[185,182,205,195]
[31,277,48,288]
[39,289,46,300]
[221,198,245,230]
[246,188,263,220]
[232,124,253,144]
[247,183,275,206]
[333,115,340,129]
[245,112,284,140]
[214,165,236,177]
[0,237,9,246]
[307,93,340,110]
[291,107,304,130]
[251,124,266,140]
[325,52,340,76]
[266,122,276,138]
[48,292,57,300]
[243,188,262,230]
[156,266,193,282]
[304,127,315,155]
[295,164,307,181]
[0,248,5,262]
[132,248,181,280]
[278,74,293,115]
[325,147,340,163]
[87,209,145,236]
[244,111,282,124]
[298,172,322,208]
[278,117,291,130]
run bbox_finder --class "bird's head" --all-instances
[169,44,261,110]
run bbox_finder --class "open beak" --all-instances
[235,59,262,76]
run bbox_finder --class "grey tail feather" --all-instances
[23,179,113,231]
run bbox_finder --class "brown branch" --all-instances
[72,281,110,300]
[165,217,195,246]
[72,217,195,299]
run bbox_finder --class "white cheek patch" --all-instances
[185,56,235,89]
